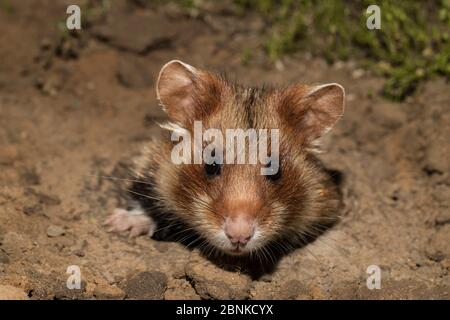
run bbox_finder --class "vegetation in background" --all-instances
[99,0,450,101]
[234,0,450,100]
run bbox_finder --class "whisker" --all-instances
[83,173,156,187]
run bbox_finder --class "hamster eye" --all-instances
[265,162,281,181]
[205,162,221,176]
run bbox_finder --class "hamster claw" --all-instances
[104,207,156,238]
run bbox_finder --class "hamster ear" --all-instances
[156,60,222,125]
[280,83,345,144]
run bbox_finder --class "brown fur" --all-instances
[127,61,343,256]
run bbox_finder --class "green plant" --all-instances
[235,0,450,101]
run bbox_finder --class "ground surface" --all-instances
[0,1,449,300]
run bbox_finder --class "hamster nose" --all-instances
[224,216,255,245]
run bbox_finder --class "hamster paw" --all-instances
[104,207,156,238]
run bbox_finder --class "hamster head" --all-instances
[154,60,345,256]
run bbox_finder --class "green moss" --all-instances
[235,0,450,101]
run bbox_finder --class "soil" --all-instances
[0,0,449,300]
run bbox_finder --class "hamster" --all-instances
[104,60,345,257]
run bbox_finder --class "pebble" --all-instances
[352,68,365,79]
[123,271,167,300]
[46,225,65,238]
[93,284,125,300]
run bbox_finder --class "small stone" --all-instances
[93,284,125,300]
[123,271,167,300]
[46,225,65,238]
[352,68,365,79]
[23,204,43,216]
[346,93,356,102]
[275,60,285,71]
